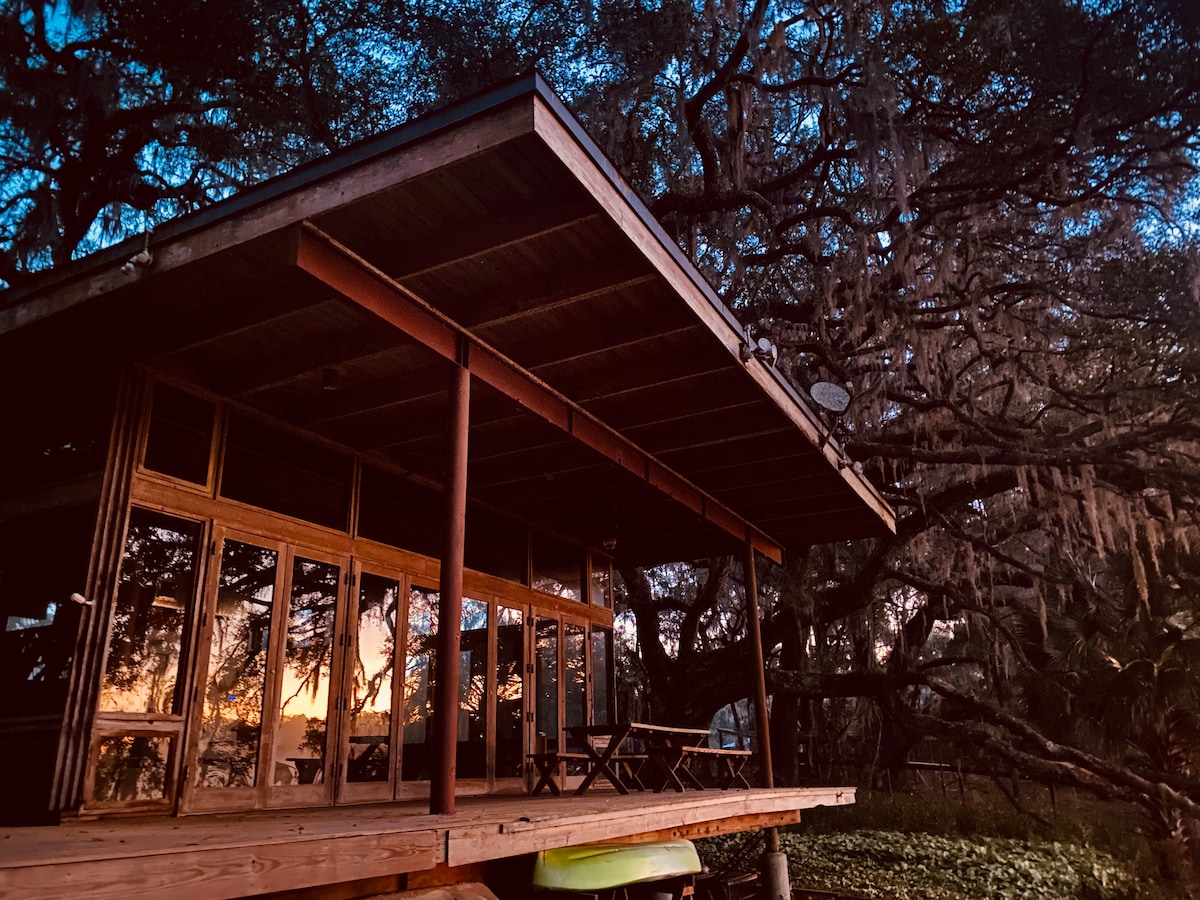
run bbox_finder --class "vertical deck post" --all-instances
[745,544,789,898]
[743,544,774,790]
[430,348,470,815]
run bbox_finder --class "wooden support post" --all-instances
[430,348,471,815]
[743,545,774,792]
[744,544,782,861]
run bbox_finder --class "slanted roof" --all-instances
[0,73,893,566]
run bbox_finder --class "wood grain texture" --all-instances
[0,831,439,900]
[0,788,853,898]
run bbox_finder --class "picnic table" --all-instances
[530,722,751,796]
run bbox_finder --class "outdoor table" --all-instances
[563,722,710,796]
[650,744,753,792]
[348,734,388,759]
[285,757,324,784]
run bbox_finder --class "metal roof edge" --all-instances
[527,80,896,533]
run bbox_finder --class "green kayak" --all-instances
[532,839,702,891]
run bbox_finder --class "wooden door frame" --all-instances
[489,599,529,795]
[335,561,407,806]
[180,526,288,814]
[395,579,439,801]
[263,544,350,810]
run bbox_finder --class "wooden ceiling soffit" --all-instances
[526,323,702,375]
[289,222,783,563]
[463,261,656,331]
[0,99,536,338]
[379,198,602,281]
[221,323,410,398]
[529,94,895,537]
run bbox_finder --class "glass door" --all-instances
[494,605,525,789]
[398,584,438,798]
[184,529,284,812]
[563,620,587,736]
[89,508,205,812]
[457,598,489,786]
[265,548,347,808]
[534,616,559,760]
[182,529,347,812]
[337,565,403,804]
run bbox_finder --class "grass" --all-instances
[695,778,1198,899]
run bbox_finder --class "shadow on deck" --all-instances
[0,787,854,899]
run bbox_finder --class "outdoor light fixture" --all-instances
[600,511,620,552]
[120,248,153,275]
[739,329,779,367]
[120,231,154,275]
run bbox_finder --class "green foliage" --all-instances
[782,831,1145,900]
[696,830,1150,899]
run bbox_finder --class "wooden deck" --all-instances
[0,787,853,899]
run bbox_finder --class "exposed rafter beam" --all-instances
[290,222,784,563]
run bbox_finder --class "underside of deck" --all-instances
[0,787,853,899]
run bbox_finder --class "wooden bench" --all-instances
[529,741,650,796]
[529,751,590,796]
[650,745,752,792]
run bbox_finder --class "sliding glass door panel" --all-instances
[267,552,344,806]
[187,534,282,810]
[339,568,402,803]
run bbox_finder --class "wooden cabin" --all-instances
[0,74,893,898]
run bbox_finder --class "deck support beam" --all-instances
[431,346,471,815]
[744,543,789,898]
[743,545,774,793]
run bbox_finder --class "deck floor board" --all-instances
[0,787,853,899]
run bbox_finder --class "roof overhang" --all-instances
[0,73,894,566]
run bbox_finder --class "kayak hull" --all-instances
[532,839,702,891]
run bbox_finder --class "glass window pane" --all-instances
[0,505,95,719]
[272,557,339,786]
[196,540,276,790]
[535,617,558,750]
[591,627,612,726]
[457,598,488,779]
[92,734,173,803]
[564,623,586,733]
[495,607,524,778]
[589,554,612,608]
[100,510,201,715]
[532,534,581,601]
[143,383,214,484]
[465,507,527,583]
[357,466,442,558]
[347,572,398,784]
[0,369,116,506]
[221,413,352,530]
[402,587,438,781]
